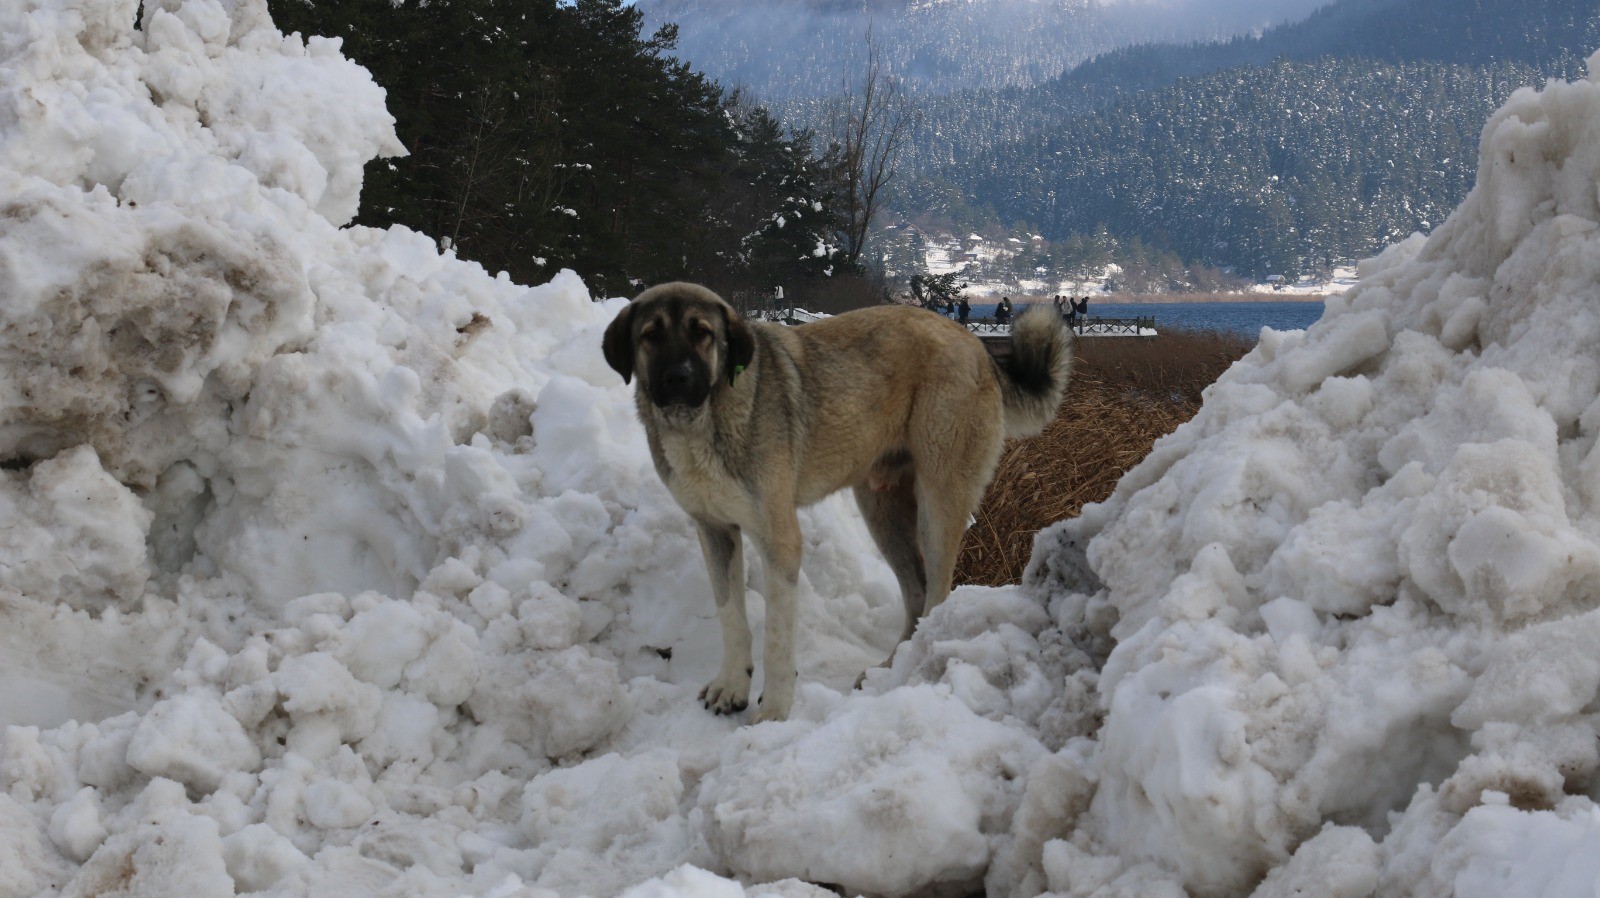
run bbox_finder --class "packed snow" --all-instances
[2,1,1600,896]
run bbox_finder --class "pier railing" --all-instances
[739,307,1157,337]
[1078,316,1156,335]
[964,316,1157,336]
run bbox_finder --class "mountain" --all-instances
[1026,0,1595,113]
[938,0,1600,276]
[967,56,1549,278]
[646,0,1600,281]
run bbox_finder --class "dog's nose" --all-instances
[663,361,694,393]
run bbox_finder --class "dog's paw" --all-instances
[750,688,793,724]
[853,650,899,690]
[750,704,785,724]
[698,671,751,715]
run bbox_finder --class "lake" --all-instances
[966,301,1326,339]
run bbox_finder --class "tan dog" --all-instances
[603,283,1072,722]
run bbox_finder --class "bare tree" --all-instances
[825,28,918,269]
[431,70,568,267]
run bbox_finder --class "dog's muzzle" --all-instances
[650,360,708,410]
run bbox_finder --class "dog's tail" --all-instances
[992,306,1073,439]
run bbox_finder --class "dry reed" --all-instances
[954,327,1256,586]
[1093,292,1326,304]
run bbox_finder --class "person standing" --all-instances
[1074,296,1089,334]
[996,296,1012,325]
[1064,295,1078,332]
[958,296,971,325]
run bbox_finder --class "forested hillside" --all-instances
[965,57,1553,277]
[941,0,1600,277]
[877,0,1598,277]
[648,0,1600,281]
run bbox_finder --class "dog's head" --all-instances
[602,282,756,414]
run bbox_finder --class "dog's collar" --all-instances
[729,364,746,387]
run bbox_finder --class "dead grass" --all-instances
[1010,292,1326,306]
[954,328,1256,586]
[1096,292,1327,304]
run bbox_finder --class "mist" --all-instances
[1093,0,1340,33]
[638,0,1345,105]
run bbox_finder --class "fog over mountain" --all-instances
[636,0,1337,103]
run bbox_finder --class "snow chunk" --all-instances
[469,646,628,760]
[0,445,152,608]
[699,686,1042,897]
[0,793,66,895]
[273,652,382,759]
[125,692,260,793]
[520,750,688,893]
[48,787,109,863]
[60,796,234,898]
[222,822,310,892]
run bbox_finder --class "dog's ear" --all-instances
[722,306,755,386]
[602,302,637,385]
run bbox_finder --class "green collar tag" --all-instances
[730,364,746,386]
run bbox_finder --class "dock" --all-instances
[747,307,1157,337]
[965,316,1157,338]
[970,316,1156,359]
[742,307,1157,361]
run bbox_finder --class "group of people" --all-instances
[923,293,1081,330]
[924,296,973,324]
[956,295,1015,326]
[1053,294,1091,333]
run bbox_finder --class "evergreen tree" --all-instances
[269,0,844,296]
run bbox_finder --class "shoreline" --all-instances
[991,292,1329,306]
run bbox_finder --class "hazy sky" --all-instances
[632,0,1335,30]
[1096,0,1334,24]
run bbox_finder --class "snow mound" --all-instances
[0,2,1050,895]
[1026,49,1600,897]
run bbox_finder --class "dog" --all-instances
[603,283,1072,722]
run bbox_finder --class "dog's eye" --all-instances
[693,325,714,342]
[640,328,661,343]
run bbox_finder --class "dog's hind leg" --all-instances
[695,520,752,715]
[913,428,1003,620]
[853,477,926,655]
[914,484,970,619]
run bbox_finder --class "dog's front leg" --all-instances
[695,520,752,714]
[751,510,802,724]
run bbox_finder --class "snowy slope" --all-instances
[1025,47,1600,896]
[3,1,1600,897]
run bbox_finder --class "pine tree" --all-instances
[268,0,845,296]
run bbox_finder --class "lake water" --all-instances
[966,301,1326,339]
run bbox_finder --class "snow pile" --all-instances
[6,0,1600,896]
[0,2,1058,896]
[1024,51,1600,897]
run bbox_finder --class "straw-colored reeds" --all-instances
[955,328,1255,586]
